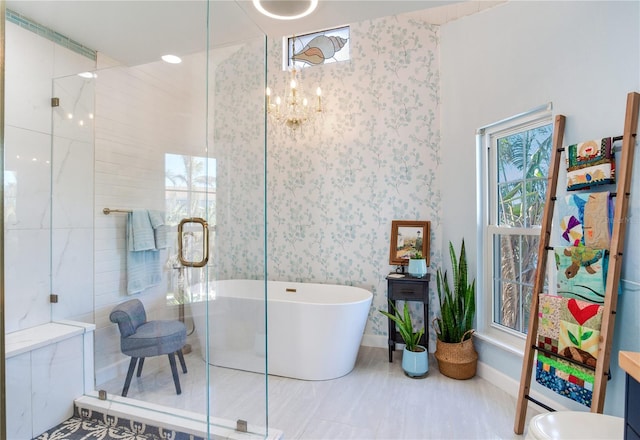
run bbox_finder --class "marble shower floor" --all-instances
[97,346,540,439]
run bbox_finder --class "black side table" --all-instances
[386,273,430,362]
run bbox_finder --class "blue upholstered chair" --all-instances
[109,299,187,397]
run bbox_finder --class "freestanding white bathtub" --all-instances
[188,279,372,381]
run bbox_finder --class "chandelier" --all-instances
[265,38,323,137]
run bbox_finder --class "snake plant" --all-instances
[380,301,425,352]
[435,239,476,343]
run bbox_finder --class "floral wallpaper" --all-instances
[215,12,442,348]
[213,38,267,282]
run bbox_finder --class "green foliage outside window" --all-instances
[495,123,552,333]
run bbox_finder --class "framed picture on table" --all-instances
[389,220,430,266]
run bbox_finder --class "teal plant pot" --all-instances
[408,259,427,278]
[402,346,428,378]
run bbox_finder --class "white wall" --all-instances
[441,0,640,416]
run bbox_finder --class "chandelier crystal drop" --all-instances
[266,52,323,137]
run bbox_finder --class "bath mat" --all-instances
[566,137,615,191]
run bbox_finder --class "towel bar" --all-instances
[103,208,132,215]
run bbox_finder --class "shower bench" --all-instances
[5,320,95,439]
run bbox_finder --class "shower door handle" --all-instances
[178,217,209,267]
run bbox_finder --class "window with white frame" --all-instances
[479,107,553,343]
[165,153,216,226]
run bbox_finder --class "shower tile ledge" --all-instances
[75,394,283,440]
[6,320,95,358]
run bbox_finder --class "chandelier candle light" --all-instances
[266,46,323,135]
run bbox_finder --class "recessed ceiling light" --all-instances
[253,0,318,20]
[78,72,97,78]
[161,54,182,64]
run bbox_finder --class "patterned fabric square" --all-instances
[535,294,602,406]
[537,335,559,354]
[535,354,595,407]
[559,321,600,365]
[566,137,615,191]
[560,297,603,328]
[557,193,589,246]
[583,192,613,249]
[555,246,607,304]
[557,298,603,368]
[538,294,562,339]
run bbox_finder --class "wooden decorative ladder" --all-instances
[514,91,640,434]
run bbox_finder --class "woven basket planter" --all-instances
[434,330,478,380]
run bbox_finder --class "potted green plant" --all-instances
[380,301,428,377]
[433,239,478,379]
[408,250,427,278]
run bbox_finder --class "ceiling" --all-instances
[5,0,475,66]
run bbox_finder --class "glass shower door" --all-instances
[41,0,270,438]
[203,1,269,436]
[50,73,95,327]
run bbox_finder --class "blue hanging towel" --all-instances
[126,210,161,295]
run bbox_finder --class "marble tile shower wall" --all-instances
[215,12,443,346]
[3,14,208,384]
[4,21,96,333]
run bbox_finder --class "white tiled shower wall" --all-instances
[4,19,96,438]
[92,52,211,382]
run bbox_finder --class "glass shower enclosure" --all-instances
[2,1,269,438]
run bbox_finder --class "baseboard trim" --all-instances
[476,360,573,412]
[95,355,167,388]
[361,334,388,349]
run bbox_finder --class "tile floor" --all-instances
[34,414,161,440]
[97,345,540,439]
